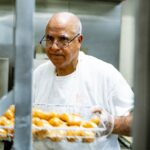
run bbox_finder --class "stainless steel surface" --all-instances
[0,90,13,116]
[133,0,150,149]
[0,58,9,97]
[12,0,35,149]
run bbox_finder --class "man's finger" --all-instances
[91,106,102,114]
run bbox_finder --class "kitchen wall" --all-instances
[119,0,135,87]
[0,0,132,94]
[34,0,122,69]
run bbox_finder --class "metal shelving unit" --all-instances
[0,0,150,150]
[0,0,35,150]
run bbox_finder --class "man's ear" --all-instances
[78,34,83,43]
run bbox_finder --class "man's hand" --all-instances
[112,113,133,136]
[91,106,133,137]
[91,106,114,137]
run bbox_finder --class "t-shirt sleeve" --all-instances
[106,65,134,116]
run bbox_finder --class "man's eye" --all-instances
[59,36,69,43]
[46,35,54,41]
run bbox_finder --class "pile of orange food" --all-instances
[0,105,101,143]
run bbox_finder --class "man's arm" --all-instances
[112,113,133,136]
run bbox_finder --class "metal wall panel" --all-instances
[133,0,150,149]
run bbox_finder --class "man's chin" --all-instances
[51,61,64,68]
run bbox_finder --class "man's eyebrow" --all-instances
[59,35,70,39]
[46,34,52,38]
[45,34,70,40]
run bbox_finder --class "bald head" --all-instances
[46,12,82,35]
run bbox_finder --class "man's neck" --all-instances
[56,60,78,76]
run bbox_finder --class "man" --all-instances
[33,12,134,150]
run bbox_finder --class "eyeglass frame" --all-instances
[39,33,80,49]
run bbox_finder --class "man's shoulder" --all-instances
[33,60,54,75]
[80,51,113,69]
[79,52,120,80]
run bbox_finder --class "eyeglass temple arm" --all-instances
[69,33,80,43]
[39,35,45,44]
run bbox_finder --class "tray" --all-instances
[0,104,107,143]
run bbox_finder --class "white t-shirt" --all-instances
[33,51,134,150]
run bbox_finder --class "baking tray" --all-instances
[0,104,107,143]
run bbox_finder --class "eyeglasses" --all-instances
[39,33,80,49]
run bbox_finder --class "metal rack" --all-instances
[0,0,35,150]
[0,0,150,150]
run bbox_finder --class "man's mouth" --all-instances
[49,54,64,60]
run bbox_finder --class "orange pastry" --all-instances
[47,130,66,142]
[81,120,97,128]
[49,112,60,119]
[32,118,50,140]
[59,113,70,122]
[33,129,49,140]
[0,128,7,139]
[49,117,64,127]
[32,117,44,127]
[90,115,101,126]
[9,105,15,113]
[0,116,12,126]
[67,115,82,126]
[32,108,52,120]
[7,128,14,138]
[81,131,95,143]
[66,126,81,142]
[4,109,14,120]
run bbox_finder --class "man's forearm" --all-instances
[112,113,133,136]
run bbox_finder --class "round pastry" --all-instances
[7,119,14,135]
[32,124,37,136]
[47,130,66,142]
[67,115,82,126]
[80,120,97,143]
[32,118,50,140]
[81,120,97,128]
[7,128,14,138]
[9,105,15,113]
[49,117,64,127]
[4,109,14,120]
[10,117,14,123]
[66,126,81,142]
[32,108,52,120]
[81,131,95,143]
[33,129,49,140]
[0,116,14,138]
[90,115,101,126]
[32,117,44,127]
[0,116,12,126]
[59,113,70,122]
[49,112,60,119]
[0,128,7,139]
[41,119,51,127]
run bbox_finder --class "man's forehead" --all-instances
[46,15,77,33]
[46,23,75,36]
[48,19,73,30]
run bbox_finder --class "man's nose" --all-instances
[50,40,59,49]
